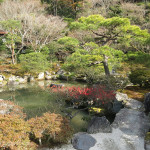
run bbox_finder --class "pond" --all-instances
[0,80,88,132]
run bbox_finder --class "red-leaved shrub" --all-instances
[50,85,116,108]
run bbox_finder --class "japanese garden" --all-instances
[0,0,150,149]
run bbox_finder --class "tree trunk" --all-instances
[103,55,110,76]
[56,0,58,16]
[11,46,15,64]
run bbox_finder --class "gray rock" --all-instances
[45,71,51,80]
[87,116,112,134]
[72,132,97,150]
[8,75,16,81]
[8,75,19,85]
[51,75,58,80]
[38,144,75,150]
[70,106,150,150]
[112,108,150,137]
[45,75,52,80]
[125,98,144,110]
[116,92,144,111]
[38,72,45,80]
[17,76,27,84]
[56,69,65,75]
[90,128,145,150]
[116,92,128,102]
[0,75,5,81]
[7,75,27,84]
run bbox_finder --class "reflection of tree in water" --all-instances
[0,81,88,131]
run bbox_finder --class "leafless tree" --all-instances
[0,0,67,53]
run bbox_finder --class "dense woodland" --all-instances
[0,0,150,149]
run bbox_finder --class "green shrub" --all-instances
[28,112,73,146]
[19,52,49,74]
[0,114,31,150]
[108,5,122,17]
[129,69,150,87]
[57,36,79,52]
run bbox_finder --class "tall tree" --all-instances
[69,15,150,75]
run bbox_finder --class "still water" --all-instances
[0,80,88,132]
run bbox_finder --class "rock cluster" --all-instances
[71,93,150,150]
[38,93,150,150]
[0,71,54,87]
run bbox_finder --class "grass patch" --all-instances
[119,86,150,102]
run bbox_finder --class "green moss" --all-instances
[145,132,150,141]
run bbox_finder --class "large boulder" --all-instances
[72,132,97,150]
[87,116,112,134]
[125,98,144,111]
[112,108,150,137]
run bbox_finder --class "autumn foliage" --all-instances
[0,114,31,150]
[28,112,73,146]
[0,100,73,149]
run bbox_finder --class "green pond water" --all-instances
[0,80,88,132]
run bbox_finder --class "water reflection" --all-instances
[0,80,88,132]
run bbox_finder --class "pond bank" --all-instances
[0,80,88,133]
[0,69,87,87]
